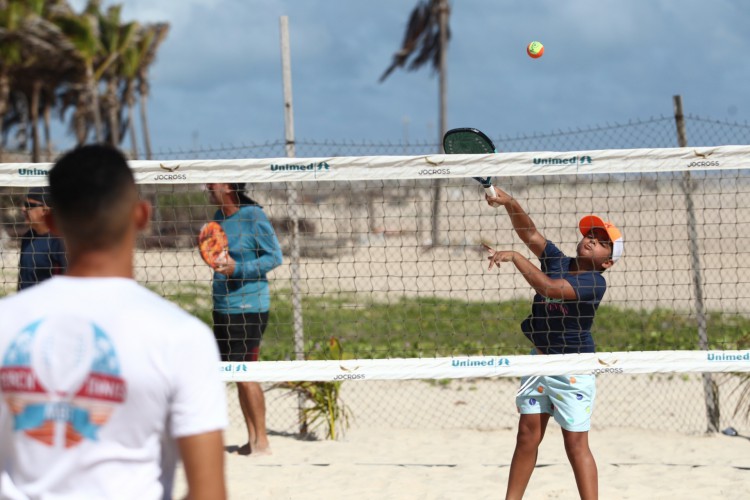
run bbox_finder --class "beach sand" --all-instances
[174,377,750,500]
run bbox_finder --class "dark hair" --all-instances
[26,186,53,206]
[48,144,137,249]
[230,183,259,206]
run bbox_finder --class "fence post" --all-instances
[280,15,308,435]
[672,94,719,432]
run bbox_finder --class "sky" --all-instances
[68,0,750,153]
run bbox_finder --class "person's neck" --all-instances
[221,203,240,217]
[64,245,135,279]
[572,258,598,273]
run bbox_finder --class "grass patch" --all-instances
[163,288,750,361]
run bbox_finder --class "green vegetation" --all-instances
[270,337,352,440]
[156,191,214,225]
[0,1,169,160]
[164,287,750,361]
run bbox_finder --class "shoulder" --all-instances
[0,280,58,326]
[239,204,266,216]
[238,205,272,224]
[50,235,65,249]
[568,271,607,289]
[542,240,566,258]
[131,285,208,327]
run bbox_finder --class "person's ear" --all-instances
[601,259,614,271]
[134,200,152,231]
[43,210,61,236]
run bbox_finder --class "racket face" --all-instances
[198,221,229,269]
[443,128,496,154]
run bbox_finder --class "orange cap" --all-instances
[579,215,623,262]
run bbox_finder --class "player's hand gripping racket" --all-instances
[442,127,498,198]
[198,221,229,270]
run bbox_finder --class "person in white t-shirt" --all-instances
[0,145,227,500]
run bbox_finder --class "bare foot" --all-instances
[252,445,272,456]
[235,443,272,456]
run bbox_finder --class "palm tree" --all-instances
[53,0,104,143]
[32,1,79,160]
[0,0,25,161]
[0,1,169,160]
[135,22,168,160]
[97,4,137,146]
[3,0,77,161]
[380,0,451,246]
[119,33,143,157]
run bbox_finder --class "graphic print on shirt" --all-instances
[0,316,127,447]
[544,296,570,315]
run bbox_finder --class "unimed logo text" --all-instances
[18,168,49,176]
[532,156,593,166]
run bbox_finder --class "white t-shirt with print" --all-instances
[0,277,227,499]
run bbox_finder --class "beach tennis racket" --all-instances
[198,221,229,270]
[442,127,498,198]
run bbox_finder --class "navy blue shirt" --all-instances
[520,241,607,354]
[17,230,67,291]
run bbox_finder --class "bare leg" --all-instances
[236,381,271,455]
[505,413,550,500]
[562,429,597,500]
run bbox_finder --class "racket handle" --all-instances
[485,185,504,208]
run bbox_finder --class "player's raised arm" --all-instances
[485,249,578,301]
[486,186,546,258]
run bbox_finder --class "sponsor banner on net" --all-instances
[451,356,510,368]
[417,167,452,177]
[220,362,249,375]
[269,161,331,178]
[687,150,720,169]
[218,351,750,382]
[706,351,750,362]
[151,163,188,182]
[17,167,50,177]
[532,156,593,167]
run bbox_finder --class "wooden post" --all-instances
[430,0,450,246]
[280,15,307,434]
[673,94,719,433]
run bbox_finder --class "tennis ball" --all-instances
[527,41,544,59]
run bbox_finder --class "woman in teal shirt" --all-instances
[207,182,283,455]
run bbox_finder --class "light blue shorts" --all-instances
[516,373,596,432]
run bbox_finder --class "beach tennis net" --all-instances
[1,146,749,434]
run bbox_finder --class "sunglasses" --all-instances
[22,200,45,209]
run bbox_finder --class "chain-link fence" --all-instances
[145,114,750,160]
[143,113,750,437]
[2,113,749,438]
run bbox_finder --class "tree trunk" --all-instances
[43,96,52,162]
[139,91,153,160]
[106,78,120,147]
[30,80,41,163]
[0,73,8,163]
[127,100,139,158]
[87,63,103,143]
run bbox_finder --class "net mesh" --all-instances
[2,114,749,436]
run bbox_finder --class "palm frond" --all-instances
[379,0,450,82]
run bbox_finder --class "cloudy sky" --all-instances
[70,0,750,153]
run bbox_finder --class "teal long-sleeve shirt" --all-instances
[212,205,283,313]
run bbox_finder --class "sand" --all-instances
[172,376,750,500]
